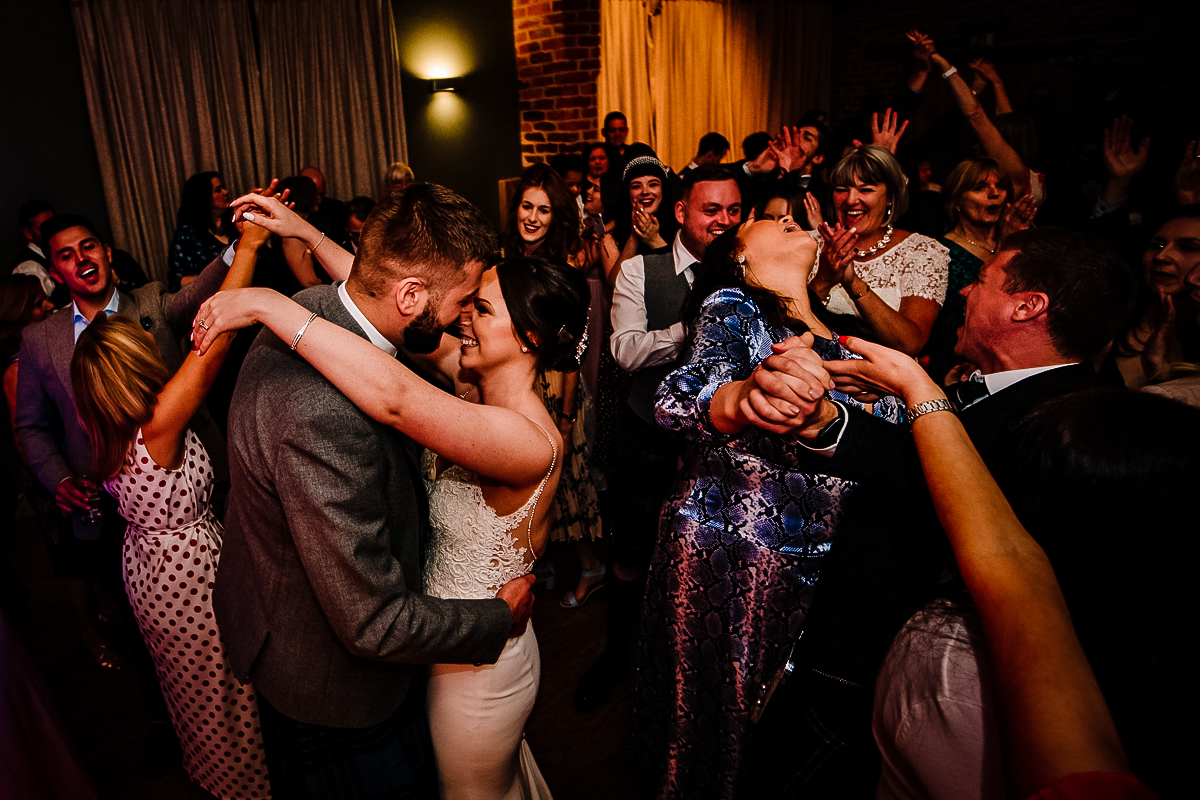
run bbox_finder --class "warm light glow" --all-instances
[427,91,466,131]
[402,24,473,81]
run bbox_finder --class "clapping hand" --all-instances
[998,194,1037,239]
[968,58,1002,86]
[1175,138,1200,205]
[817,222,858,286]
[803,192,825,230]
[632,207,663,247]
[906,30,937,60]
[852,108,908,155]
[1102,116,1150,181]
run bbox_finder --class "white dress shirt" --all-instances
[338,281,397,356]
[610,232,700,373]
[979,363,1075,396]
[72,288,121,342]
[13,243,55,297]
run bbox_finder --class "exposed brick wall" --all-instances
[512,0,601,165]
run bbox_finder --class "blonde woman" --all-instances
[71,219,272,799]
[809,146,950,356]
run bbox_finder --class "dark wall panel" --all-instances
[391,0,524,227]
[0,0,109,257]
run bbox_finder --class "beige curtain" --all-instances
[598,0,832,171]
[254,0,407,201]
[70,0,266,280]
[70,0,407,282]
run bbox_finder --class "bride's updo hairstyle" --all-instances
[496,256,590,373]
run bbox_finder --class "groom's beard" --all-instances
[402,304,446,354]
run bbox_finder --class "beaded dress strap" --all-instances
[522,427,558,555]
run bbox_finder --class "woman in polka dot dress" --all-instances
[71,216,273,798]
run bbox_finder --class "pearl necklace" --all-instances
[855,225,893,258]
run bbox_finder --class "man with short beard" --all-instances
[577,165,743,710]
[215,183,536,796]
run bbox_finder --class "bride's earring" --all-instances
[521,345,530,353]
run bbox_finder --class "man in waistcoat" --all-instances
[576,164,742,710]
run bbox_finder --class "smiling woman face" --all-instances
[832,178,888,237]
[516,186,553,250]
[628,175,663,214]
[1143,217,1200,296]
[457,268,525,375]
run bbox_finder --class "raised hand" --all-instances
[998,194,1037,239]
[633,207,662,246]
[745,141,780,175]
[496,574,536,637]
[968,58,1001,85]
[770,126,804,173]
[906,29,937,60]
[852,109,908,154]
[803,192,825,230]
[1175,138,1200,205]
[1102,116,1150,181]
[231,191,312,240]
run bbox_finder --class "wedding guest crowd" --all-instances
[4,21,1196,800]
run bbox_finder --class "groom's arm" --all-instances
[276,403,512,666]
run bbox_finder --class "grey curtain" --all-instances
[69,0,407,282]
[256,0,408,201]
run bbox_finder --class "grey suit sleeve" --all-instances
[13,335,73,493]
[160,248,231,335]
[275,405,512,666]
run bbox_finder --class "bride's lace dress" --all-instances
[423,443,555,800]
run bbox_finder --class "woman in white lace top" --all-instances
[810,146,950,355]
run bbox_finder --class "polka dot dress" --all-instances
[105,429,270,798]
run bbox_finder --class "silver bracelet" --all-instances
[290,312,318,351]
[905,398,955,425]
[941,66,957,79]
[312,232,326,253]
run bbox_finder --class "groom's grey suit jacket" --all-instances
[214,284,511,728]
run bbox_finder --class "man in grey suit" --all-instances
[215,183,535,798]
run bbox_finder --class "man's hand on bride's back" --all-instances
[496,574,537,637]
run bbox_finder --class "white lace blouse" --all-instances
[825,233,950,317]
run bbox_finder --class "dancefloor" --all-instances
[8,498,652,799]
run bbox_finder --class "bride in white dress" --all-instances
[195,255,591,799]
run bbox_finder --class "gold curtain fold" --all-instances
[69,0,407,282]
[70,0,265,280]
[598,0,832,172]
[254,0,407,201]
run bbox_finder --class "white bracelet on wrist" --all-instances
[941,66,957,79]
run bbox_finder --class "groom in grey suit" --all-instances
[215,184,533,798]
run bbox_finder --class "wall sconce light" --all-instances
[430,78,461,93]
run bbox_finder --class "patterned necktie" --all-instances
[949,375,990,410]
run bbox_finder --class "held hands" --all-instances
[496,574,536,638]
[191,287,281,355]
[56,476,100,514]
[728,333,835,435]
[1102,116,1150,182]
[998,194,1037,239]
[852,108,908,155]
[824,335,944,408]
[231,187,309,240]
[906,30,937,60]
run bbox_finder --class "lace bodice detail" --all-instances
[422,439,555,600]
[825,233,950,316]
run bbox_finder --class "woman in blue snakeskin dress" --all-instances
[634,217,902,800]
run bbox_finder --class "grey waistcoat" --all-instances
[626,251,693,424]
